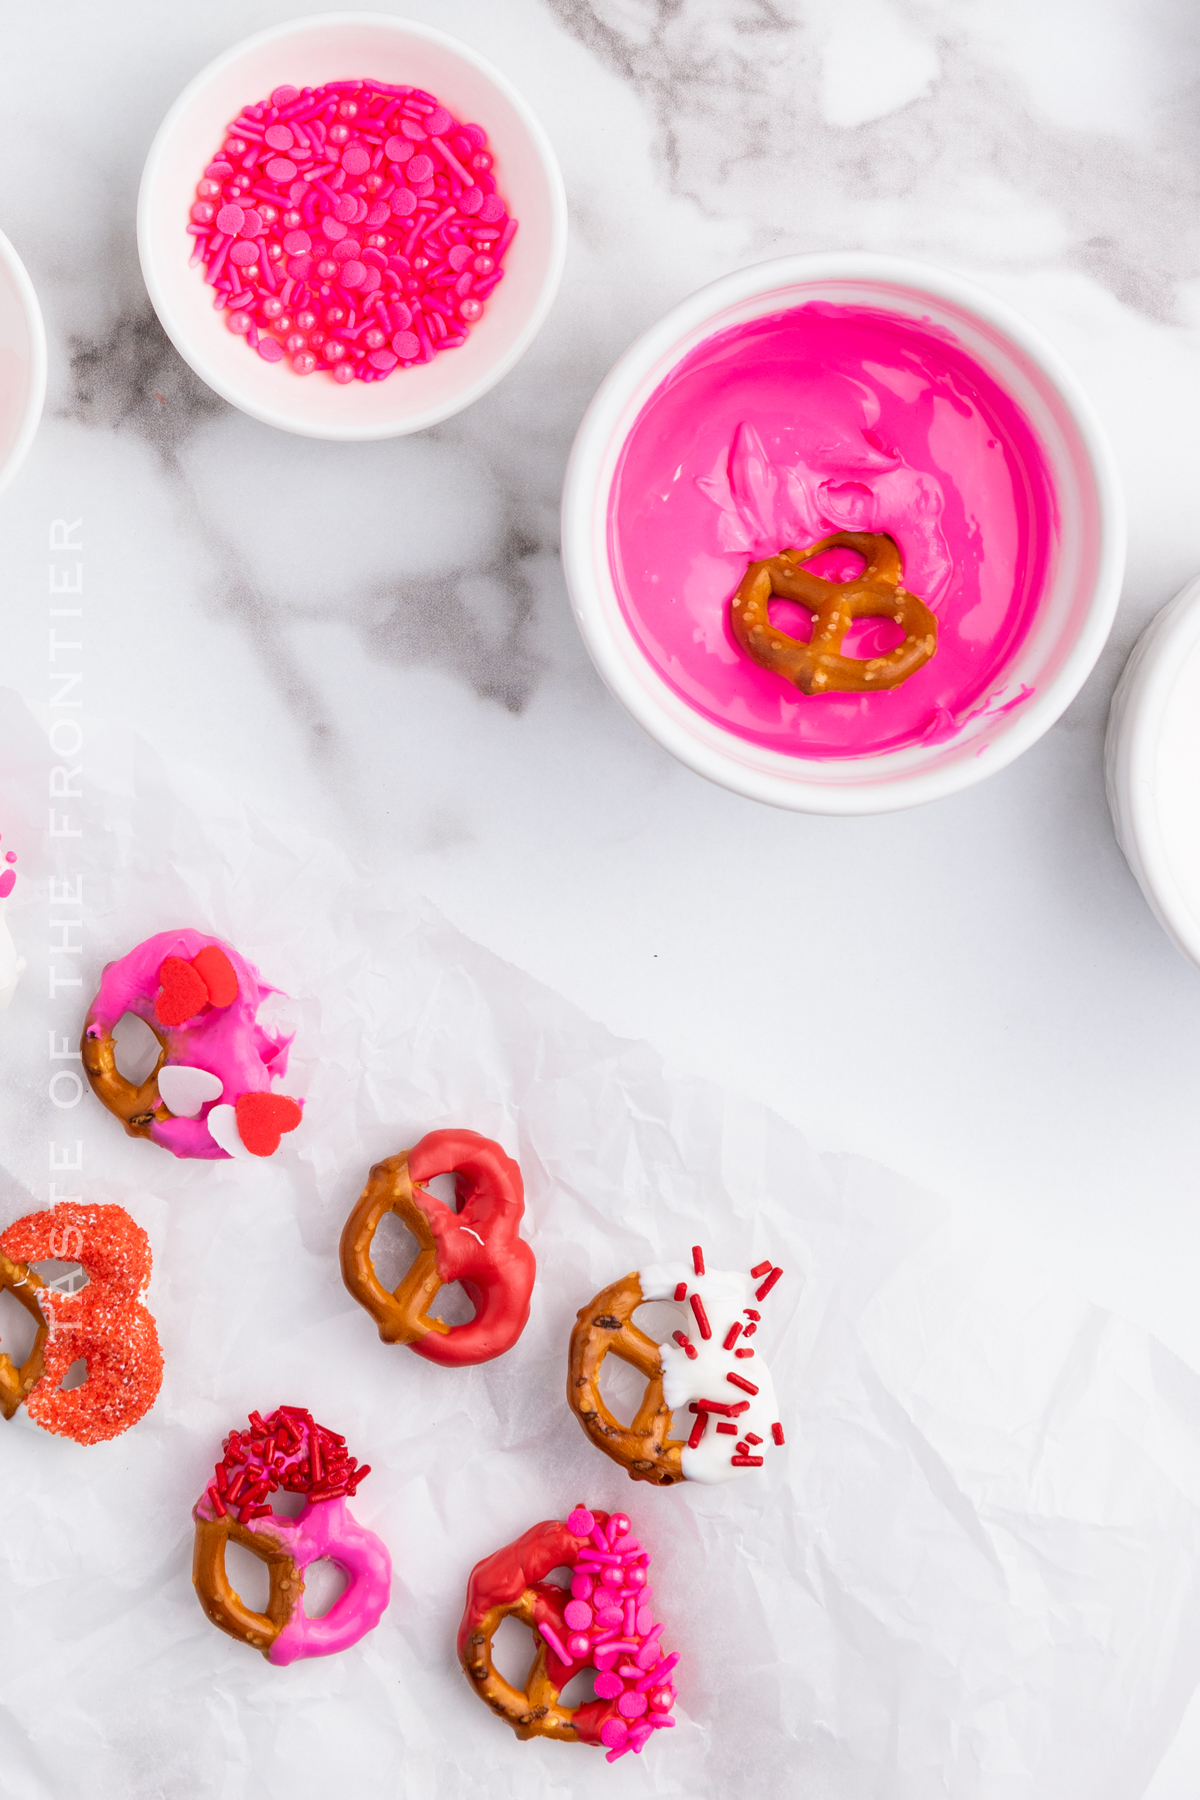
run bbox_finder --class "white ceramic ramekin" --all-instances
[1106,576,1200,973]
[0,227,47,500]
[561,253,1125,815]
[138,12,567,440]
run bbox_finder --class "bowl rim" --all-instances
[561,250,1127,815]
[1105,573,1200,972]
[0,226,48,501]
[136,9,568,441]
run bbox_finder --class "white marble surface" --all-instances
[3,0,1200,1787]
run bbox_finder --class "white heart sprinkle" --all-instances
[205,1102,255,1161]
[158,1064,224,1119]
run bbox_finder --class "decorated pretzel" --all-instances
[0,1202,162,1444]
[81,929,303,1161]
[568,1244,785,1486]
[459,1505,678,1761]
[192,1405,390,1665]
[730,530,937,694]
[340,1128,535,1367]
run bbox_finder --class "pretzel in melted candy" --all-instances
[731,530,937,695]
[0,1203,162,1444]
[458,1505,678,1761]
[568,1245,786,1485]
[340,1128,535,1367]
[81,929,302,1161]
[192,1405,391,1665]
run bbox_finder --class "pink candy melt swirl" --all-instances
[187,80,517,381]
[85,929,293,1159]
[607,303,1059,758]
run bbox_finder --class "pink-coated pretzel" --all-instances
[192,1405,391,1665]
[81,929,302,1160]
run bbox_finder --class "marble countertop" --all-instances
[2,1,1200,1788]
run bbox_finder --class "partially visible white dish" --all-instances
[0,228,47,500]
[1106,574,1200,972]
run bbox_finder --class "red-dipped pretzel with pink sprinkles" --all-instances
[459,1505,678,1761]
[82,929,303,1161]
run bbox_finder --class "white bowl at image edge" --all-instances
[0,228,47,500]
[1106,575,1200,974]
[561,253,1126,816]
[137,12,567,439]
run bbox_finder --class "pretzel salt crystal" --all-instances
[340,1128,535,1367]
[458,1506,678,1761]
[731,530,937,694]
[192,1405,390,1665]
[568,1246,785,1484]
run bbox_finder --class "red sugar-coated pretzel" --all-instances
[458,1506,678,1759]
[340,1128,535,1367]
[0,1203,162,1444]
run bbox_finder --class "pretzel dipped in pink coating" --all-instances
[82,929,303,1160]
[459,1506,678,1761]
[192,1406,391,1665]
[0,1202,162,1444]
[340,1128,535,1367]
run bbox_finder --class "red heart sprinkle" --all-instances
[156,957,209,1026]
[235,1092,303,1157]
[191,945,239,1008]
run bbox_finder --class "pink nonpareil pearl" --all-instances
[291,352,317,375]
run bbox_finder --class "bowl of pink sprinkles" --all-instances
[138,14,566,439]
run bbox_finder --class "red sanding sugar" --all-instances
[187,80,518,382]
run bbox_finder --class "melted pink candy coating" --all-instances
[608,303,1059,759]
[194,1491,392,1665]
[85,929,293,1159]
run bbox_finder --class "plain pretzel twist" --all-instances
[730,530,937,694]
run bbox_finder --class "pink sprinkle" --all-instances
[563,1599,592,1631]
[636,1605,653,1636]
[266,157,297,182]
[4,852,15,865]
[567,1507,594,1537]
[257,337,284,362]
[537,1621,573,1665]
[600,1719,628,1749]
[229,241,259,267]
[216,203,245,235]
[618,1691,649,1720]
[594,1671,623,1700]
[0,870,14,899]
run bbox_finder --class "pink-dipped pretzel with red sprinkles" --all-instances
[0,1203,162,1444]
[568,1244,785,1485]
[192,1405,391,1664]
[188,79,517,382]
[81,929,303,1161]
[459,1506,678,1760]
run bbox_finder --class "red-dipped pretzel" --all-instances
[0,1203,163,1444]
[458,1505,679,1760]
[340,1129,535,1366]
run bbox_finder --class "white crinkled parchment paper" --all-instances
[3,689,1200,1799]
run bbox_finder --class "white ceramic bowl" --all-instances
[138,12,566,440]
[562,253,1125,815]
[0,228,47,500]
[1106,575,1200,972]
